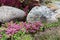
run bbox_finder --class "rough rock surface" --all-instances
[0,6,26,23]
[34,26,60,40]
[27,5,58,23]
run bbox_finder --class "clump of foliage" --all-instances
[0,0,22,8]
[40,18,60,31]
[0,21,42,40]
[0,19,60,40]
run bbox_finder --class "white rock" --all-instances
[47,15,58,23]
[27,5,58,23]
[0,6,26,23]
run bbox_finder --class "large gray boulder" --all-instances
[0,6,26,23]
[26,5,58,23]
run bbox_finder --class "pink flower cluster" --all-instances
[6,23,21,35]
[23,21,42,33]
[5,21,42,35]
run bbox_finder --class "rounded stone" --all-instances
[27,5,58,23]
[0,6,26,23]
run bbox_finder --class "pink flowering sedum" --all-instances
[23,21,42,33]
[5,21,42,36]
[6,23,21,35]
